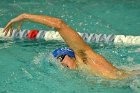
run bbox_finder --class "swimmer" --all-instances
[3,13,132,80]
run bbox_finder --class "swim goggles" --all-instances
[52,47,75,62]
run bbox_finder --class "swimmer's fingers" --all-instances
[3,15,24,33]
[3,19,16,34]
[4,28,10,36]
[9,27,14,37]
[4,26,14,36]
[4,25,12,36]
[17,21,22,32]
[3,21,13,33]
[4,23,15,36]
[4,21,22,36]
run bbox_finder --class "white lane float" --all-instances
[0,28,140,46]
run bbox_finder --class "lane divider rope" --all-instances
[0,28,140,46]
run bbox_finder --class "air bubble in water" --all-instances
[127,57,134,62]
[40,10,43,13]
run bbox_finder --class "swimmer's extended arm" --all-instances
[3,14,92,52]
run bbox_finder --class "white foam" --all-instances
[130,79,140,93]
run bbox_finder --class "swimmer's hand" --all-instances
[3,14,25,36]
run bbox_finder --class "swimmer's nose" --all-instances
[61,55,77,69]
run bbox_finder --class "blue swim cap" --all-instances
[53,47,75,58]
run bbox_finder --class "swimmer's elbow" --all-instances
[55,19,67,30]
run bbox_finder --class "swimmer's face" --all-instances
[61,55,77,69]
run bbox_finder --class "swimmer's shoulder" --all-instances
[74,48,96,64]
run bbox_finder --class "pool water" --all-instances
[0,0,140,93]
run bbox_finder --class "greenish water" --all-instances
[0,0,140,93]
